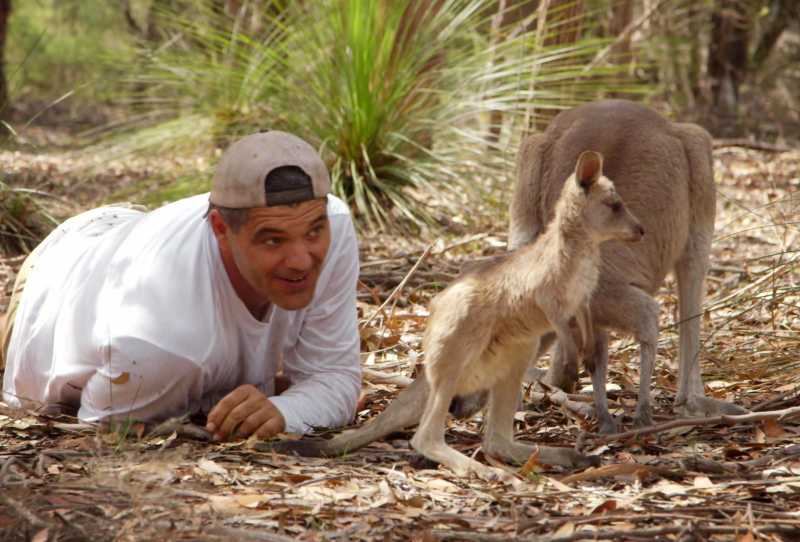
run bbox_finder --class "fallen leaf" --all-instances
[693,476,715,489]
[426,479,460,493]
[518,447,541,477]
[590,500,618,515]
[760,418,787,438]
[546,477,573,492]
[236,494,272,508]
[31,529,49,542]
[197,458,228,477]
[648,479,689,496]
[736,530,755,542]
[554,522,575,536]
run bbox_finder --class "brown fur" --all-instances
[408,150,643,479]
[510,99,748,433]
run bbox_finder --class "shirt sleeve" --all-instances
[269,214,362,434]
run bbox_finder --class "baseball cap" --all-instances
[210,131,331,208]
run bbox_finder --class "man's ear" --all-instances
[575,150,604,191]
[209,209,229,242]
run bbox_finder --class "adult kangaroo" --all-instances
[511,99,747,433]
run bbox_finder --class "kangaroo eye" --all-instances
[609,202,623,213]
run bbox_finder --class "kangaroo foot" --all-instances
[596,414,619,435]
[542,366,578,393]
[676,395,749,418]
[483,437,536,465]
[484,436,599,469]
[633,405,653,428]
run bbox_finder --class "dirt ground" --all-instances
[1,145,799,541]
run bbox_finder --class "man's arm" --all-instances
[270,214,361,434]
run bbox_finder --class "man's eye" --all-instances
[264,238,282,246]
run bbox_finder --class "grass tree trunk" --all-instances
[0,0,11,124]
[708,0,749,137]
[608,0,633,63]
[531,0,584,131]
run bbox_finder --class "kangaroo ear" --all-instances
[575,151,604,191]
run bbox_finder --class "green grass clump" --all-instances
[102,0,649,230]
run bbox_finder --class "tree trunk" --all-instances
[752,0,799,67]
[608,0,634,63]
[707,0,749,137]
[0,0,11,123]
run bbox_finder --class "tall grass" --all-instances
[103,0,649,230]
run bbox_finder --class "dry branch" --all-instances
[579,406,800,447]
[361,242,435,328]
[0,493,51,530]
[433,524,800,541]
[362,368,414,387]
[712,138,794,153]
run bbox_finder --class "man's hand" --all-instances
[206,384,286,441]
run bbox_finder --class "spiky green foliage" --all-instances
[105,0,648,230]
[0,181,59,255]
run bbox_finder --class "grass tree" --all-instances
[104,0,647,230]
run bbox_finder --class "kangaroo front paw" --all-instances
[676,395,749,418]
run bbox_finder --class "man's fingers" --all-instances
[217,396,262,438]
[207,385,254,431]
[236,407,274,438]
[255,416,285,439]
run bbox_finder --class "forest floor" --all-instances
[0,136,799,542]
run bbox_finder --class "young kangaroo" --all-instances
[510,99,748,434]
[409,150,643,479]
[264,151,641,468]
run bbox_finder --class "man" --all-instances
[1,131,361,442]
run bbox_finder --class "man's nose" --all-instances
[284,241,314,270]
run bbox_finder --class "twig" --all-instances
[683,444,800,475]
[361,242,435,329]
[580,405,800,447]
[751,388,800,411]
[362,368,414,387]
[530,387,595,420]
[0,254,27,265]
[359,233,491,270]
[432,524,800,542]
[0,492,51,530]
[559,462,682,485]
[542,524,799,542]
[205,526,297,542]
[712,138,794,153]
[147,415,211,441]
[582,0,667,72]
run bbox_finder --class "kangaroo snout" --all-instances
[630,222,645,242]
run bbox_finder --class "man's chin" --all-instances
[270,289,317,311]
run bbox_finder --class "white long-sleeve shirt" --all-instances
[2,193,361,434]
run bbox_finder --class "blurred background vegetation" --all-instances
[0,0,798,244]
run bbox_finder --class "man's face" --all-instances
[211,199,331,312]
